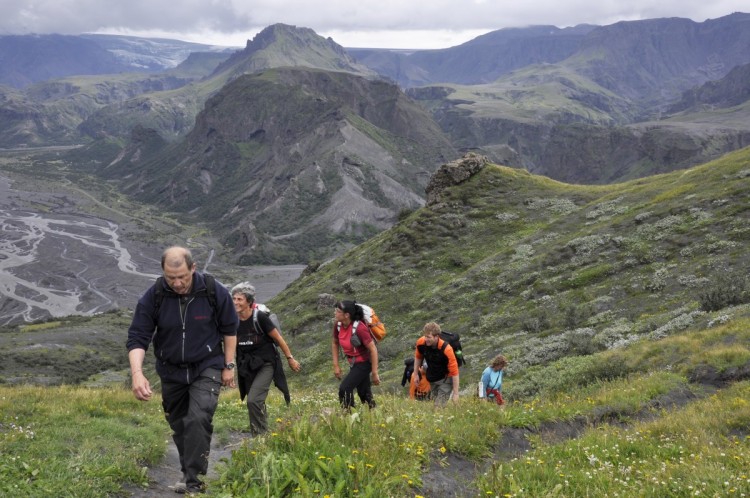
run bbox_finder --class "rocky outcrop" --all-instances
[425,153,488,206]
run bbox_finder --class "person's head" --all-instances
[491,354,508,371]
[161,246,196,295]
[334,300,357,325]
[422,321,441,347]
[231,282,256,313]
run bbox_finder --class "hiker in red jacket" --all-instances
[331,300,380,409]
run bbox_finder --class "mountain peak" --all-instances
[246,23,321,49]
[211,24,376,80]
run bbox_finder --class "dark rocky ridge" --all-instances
[105,67,457,264]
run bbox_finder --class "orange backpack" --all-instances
[338,303,387,348]
[358,303,386,342]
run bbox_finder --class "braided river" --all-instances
[0,175,303,325]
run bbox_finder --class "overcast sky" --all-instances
[2,0,748,49]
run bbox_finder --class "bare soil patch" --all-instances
[124,431,245,497]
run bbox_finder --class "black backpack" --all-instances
[401,357,415,386]
[152,273,218,319]
[439,331,466,366]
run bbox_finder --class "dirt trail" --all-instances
[125,432,244,497]
[416,384,707,497]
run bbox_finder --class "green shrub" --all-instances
[699,273,748,311]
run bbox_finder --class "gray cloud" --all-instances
[0,0,746,48]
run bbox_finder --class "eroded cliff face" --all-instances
[424,107,750,185]
[108,67,457,264]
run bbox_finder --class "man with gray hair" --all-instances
[127,246,238,494]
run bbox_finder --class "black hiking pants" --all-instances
[161,367,221,487]
[339,361,376,409]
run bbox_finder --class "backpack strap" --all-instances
[152,273,218,321]
[488,370,503,390]
[350,320,362,348]
[252,308,265,336]
[152,276,165,319]
[250,308,277,349]
[438,338,448,354]
[336,320,365,350]
[204,273,218,314]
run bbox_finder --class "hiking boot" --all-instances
[171,481,206,494]
[170,481,187,494]
[185,482,206,495]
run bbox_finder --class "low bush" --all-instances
[699,273,748,311]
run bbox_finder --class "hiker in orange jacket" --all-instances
[412,322,460,405]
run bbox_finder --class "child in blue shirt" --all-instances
[480,354,508,405]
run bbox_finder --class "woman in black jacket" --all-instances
[231,282,301,436]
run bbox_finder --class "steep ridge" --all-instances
[210,23,377,81]
[101,67,456,264]
[409,13,750,184]
[0,25,379,147]
[669,62,750,112]
[568,13,750,106]
[349,24,595,88]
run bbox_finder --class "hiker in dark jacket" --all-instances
[231,282,301,436]
[413,321,460,405]
[126,246,238,494]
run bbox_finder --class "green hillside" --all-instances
[269,148,750,391]
[3,148,749,388]
[2,148,750,496]
[412,63,634,126]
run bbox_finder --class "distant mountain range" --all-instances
[0,33,235,88]
[1,14,750,264]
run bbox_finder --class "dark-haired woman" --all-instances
[331,300,380,409]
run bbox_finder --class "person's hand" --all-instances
[221,368,235,388]
[131,371,153,401]
[451,392,460,402]
[371,372,381,386]
[288,357,301,372]
[333,366,342,379]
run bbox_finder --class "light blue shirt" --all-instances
[481,367,503,397]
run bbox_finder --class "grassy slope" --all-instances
[2,148,750,496]
[437,63,634,124]
[270,147,750,391]
[1,314,747,496]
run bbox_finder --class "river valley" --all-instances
[0,167,304,326]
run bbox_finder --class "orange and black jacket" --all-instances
[415,336,459,382]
